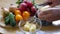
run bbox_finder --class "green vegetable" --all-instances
[5,12,16,27]
[9,12,16,27]
[5,16,10,25]
[32,0,38,9]
[32,0,35,5]
[16,0,23,4]
[34,4,38,9]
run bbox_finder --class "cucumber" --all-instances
[9,12,16,27]
[5,16,10,25]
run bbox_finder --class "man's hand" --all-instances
[37,8,60,22]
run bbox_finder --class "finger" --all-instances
[45,14,56,22]
[38,14,52,22]
[38,15,47,20]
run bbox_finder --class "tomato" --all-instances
[15,14,23,23]
[14,10,21,15]
[22,11,30,20]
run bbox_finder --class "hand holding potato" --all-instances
[37,8,60,22]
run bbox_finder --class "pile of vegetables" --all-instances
[16,0,38,16]
[2,7,16,27]
[2,0,38,27]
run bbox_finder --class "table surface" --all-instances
[0,0,60,34]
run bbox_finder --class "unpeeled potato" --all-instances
[9,4,18,13]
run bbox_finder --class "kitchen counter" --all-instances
[0,0,60,34]
[0,25,60,34]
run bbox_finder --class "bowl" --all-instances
[18,16,42,34]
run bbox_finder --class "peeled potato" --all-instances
[30,24,36,32]
[24,22,31,31]
[23,22,36,32]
